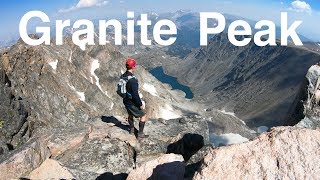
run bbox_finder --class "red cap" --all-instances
[126,58,137,69]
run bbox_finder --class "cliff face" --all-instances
[0,55,30,156]
[295,65,320,128]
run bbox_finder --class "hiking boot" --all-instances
[137,132,149,140]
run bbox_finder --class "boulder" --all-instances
[194,127,320,180]
[47,126,90,158]
[59,137,135,178]
[127,154,185,180]
[28,159,75,179]
[0,137,50,180]
[136,116,209,165]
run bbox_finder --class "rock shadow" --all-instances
[185,161,202,178]
[96,172,128,180]
[101,116,131,133]
[166,133,204,162]
[147,161,185,180]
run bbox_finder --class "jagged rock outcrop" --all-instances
[0,136,50,180]
[194,127,320,180]
[0,61,30,154]
[295,65,320,128]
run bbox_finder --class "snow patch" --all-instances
[219,109,236,117]
[68,84,86,102]
[257,126,269,133]
[48,60,58,70]
[210,133,249,147]
[110,102,114,110]
[91,59,103,91]
[162,56,166,59]
[76,91,86,102]
[160,104,181,120]
[318,43,320,47]
[68,51,73,62]
[218,109,246,124]
[143,83,157,96]
[105,91,111,98]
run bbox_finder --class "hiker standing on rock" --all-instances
[117,58,149,140]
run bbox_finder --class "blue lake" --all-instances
[149,66,194,99]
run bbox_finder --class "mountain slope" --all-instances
[164,33,320,128]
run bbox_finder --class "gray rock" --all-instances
[137,116,209,164]
[59,138,135,176]
[293,65,320,128]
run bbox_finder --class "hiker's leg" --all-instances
[138,115,149,139]
[128,115,135,134]
[128,115,134,124]
[140,114,147,122]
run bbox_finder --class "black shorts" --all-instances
[125,104,146,118]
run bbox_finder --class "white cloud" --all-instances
[59,0,109,13]
[289,0,312,14]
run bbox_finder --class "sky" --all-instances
[0,0,320,42]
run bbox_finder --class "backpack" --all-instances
[117,75,135,98]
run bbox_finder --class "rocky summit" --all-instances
[194,127,320,180]
[0,37,211,179]
[1,33,320,179]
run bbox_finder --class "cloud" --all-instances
[289,0,312,14]
[59,0,109,13]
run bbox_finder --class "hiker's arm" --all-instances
[131,80,143,107]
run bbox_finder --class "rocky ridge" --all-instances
[0,37,256,179]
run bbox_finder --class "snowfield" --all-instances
[210,133,249,147]
[143,83,158,96]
